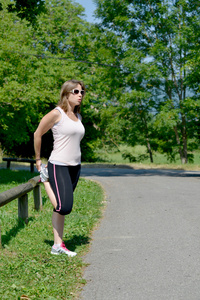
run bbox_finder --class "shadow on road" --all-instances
[1,162,200,179]
[81,167,200,178]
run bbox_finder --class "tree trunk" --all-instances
[181,116,188,164]
[142,113,154,163]
[146,137,153,163]
[173,125,187,164]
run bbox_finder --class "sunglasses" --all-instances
[70,89,85,96]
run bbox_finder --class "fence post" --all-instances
[30,162,34,173]
[33,185,42,211]
[18,194,28,224]
[7,160,10,169]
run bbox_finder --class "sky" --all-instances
[75,0,97,23]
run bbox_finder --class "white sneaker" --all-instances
[51,242,77,257]
[40,164,49,182]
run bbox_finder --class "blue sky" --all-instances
[75,0,97,22]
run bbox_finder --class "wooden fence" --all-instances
[0,175,42,246]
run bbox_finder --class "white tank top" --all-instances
[48,107,85,166]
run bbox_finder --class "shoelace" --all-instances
[61,242,70,251]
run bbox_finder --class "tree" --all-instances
[0,0,97,159]
[94,0,200,163]
[0,0,124,161]
[0,5,36,156]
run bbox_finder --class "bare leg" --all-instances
[52,211,65,244]
[43,183,65,245]
[43,182,57,209]
[43,183,64,244]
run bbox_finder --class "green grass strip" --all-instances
[0,169,105,299]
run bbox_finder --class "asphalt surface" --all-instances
[79,167,200,300]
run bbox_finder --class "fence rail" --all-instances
[0,175,42,246]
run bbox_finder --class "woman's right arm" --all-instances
[34,109,61,171]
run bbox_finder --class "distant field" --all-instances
[93,145,200,171]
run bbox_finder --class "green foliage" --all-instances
[94,0,200,163]
[0,0,100,160]
[7,0,46,25]
[0,169,104,299]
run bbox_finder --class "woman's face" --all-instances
[68,84,84,109]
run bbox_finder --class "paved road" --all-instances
[79,167,200,300]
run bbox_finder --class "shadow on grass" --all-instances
[0,169,38,185]
[44,235,90,251]
[42,195,49,206]
[1,217,34,247]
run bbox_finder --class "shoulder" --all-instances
[43,108,62,124]
[54,106,63,114]
[52,107,62,117]
[50,108,61,118]
[51,108,62,124]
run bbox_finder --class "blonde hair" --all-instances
[58,79,85,114]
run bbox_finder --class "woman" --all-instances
[34,79,85,257]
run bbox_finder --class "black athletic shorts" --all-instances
[48,162,81,215]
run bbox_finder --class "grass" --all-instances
[0,169,105,300]
[92,144,200,171]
